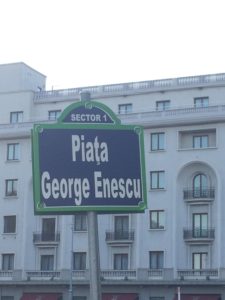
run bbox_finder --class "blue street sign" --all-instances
[32,101,147,214]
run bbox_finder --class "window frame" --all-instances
[193,135,209,148]
[149,251,164,269]
[73,252,87,270]
[150,210,165,230]
[193,213,208,237]
[48,110,61,121]
[7,143,20,161]
[10,111,23,123]
[150,171,165,190]
[74,213,87,232]
[193,173,208,197]
[194,97,209,108]
[40,254,54,271]
[114,215,129,239]
[5,179,18,197]
[192,252,207,269]
[151,132,165,151]
[42,218,56,241]
[156,100,170,111]
[118,103,132,114]
[3,215,16,234]
[2,253,14,271]
[113,253,128,270]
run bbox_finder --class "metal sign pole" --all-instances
[69,223,74,300]
[87,211,101,300]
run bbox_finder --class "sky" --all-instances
[0,0,225,90]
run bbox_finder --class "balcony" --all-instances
[34,73,225,102]
[105,230,135,244]
[26,270,60,281]
[101,269,136,280]
[183,228,215,243]
[177,269,218,280]
[33,232,60,245]
[1,267,225,283]
[183,188,215,203]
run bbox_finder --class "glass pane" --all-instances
[159,211,165,228]
[158,252,164,268]
[202,136,208,148]
[150,212,157,229]
[158,172,165,189]
[151,173,158,189]
[193,136,201,148]
[202,98,209,107]
[193,253,200,269]
[150,252,157,268]
[201,174,208,189]
[201,214,208,229]
[151,134,158,150]
[202,253,207,269]
[158,133,164,150]
[156,102,164,111]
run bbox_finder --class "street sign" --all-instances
[32,101,147,214]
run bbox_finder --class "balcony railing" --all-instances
[178,269,218,279]
[183,228,215,240]
[0,270,13,278]
[33,73,225,101]
[105,231,135,242]
[0,268,223,282]
[26,270,60,280]
[101,269,136,280]
[183,188,215,200]
[33,232,60,243]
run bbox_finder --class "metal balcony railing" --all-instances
[183,228,215,239]
[33,232,60,243]
[105,230,135,241]
[183,188,215,200]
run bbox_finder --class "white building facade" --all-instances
[0,62,225,300]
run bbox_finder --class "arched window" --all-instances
[193,174,208,198]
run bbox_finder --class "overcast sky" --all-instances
[0,0,225,90]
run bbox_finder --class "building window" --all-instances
[193,173,208,197]
[114,216,129,239]
[150,171,165,189]
[193,135,208,148]
[114,253,128,270]
[118,103,132,114]
[10,111,23,123]
[5,179,18,197]
[149,251,164,269]
[7,143,19,161]
[150,211,165,229]
[48,110,61,121]
[2,254,14,270]
[193,213,208,237]
[73,252,86,270]
[156,100,170,111]
[42,218,55,241]
[3,216,16,233]
[151,133,165,151]
[192,252,207,269]
[40,255,54,270]
[74,213,87,231]
[194,97,209,108]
